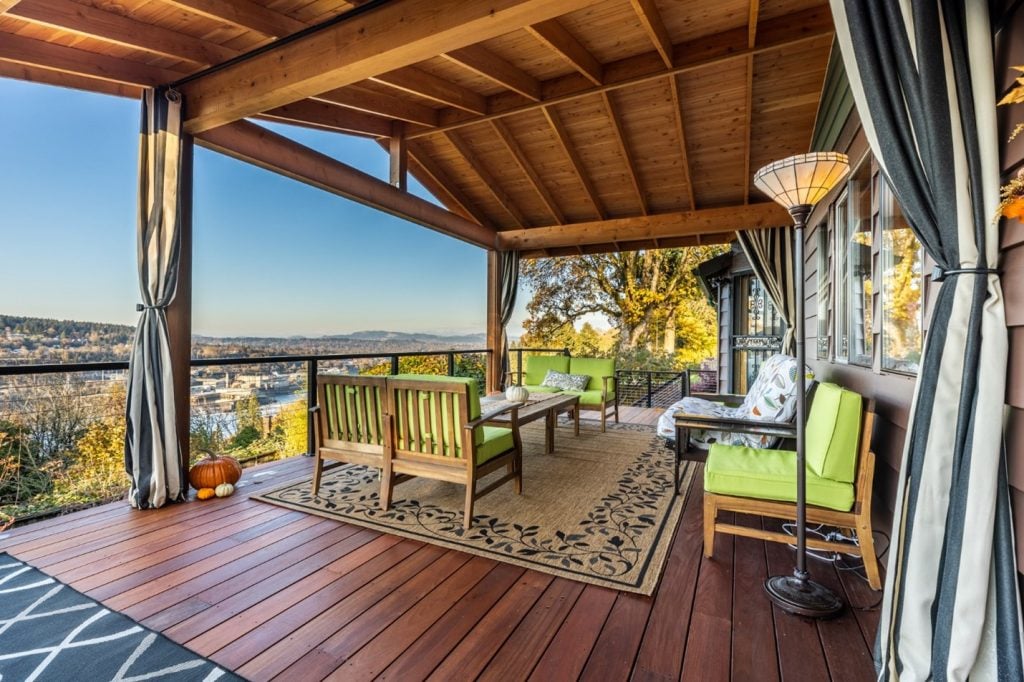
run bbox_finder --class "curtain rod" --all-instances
[169,0,395,89]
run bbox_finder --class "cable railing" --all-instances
[613,368,719,408]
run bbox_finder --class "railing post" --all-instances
[390,355,400,375]
[646,372,653,408]
[306,359,317,457]
[516,349,523,386]
[447,352,455,376]
[681,372,686,399]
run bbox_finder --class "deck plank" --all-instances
[730,515,780,682]
[526,585,618,681]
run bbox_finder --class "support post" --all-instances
[166,134,193,479]
[389,120,407,191]
[306,359,318,456]
[486,250,502,394]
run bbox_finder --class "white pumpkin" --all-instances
[214,482,235,498]
[505,385,529,402]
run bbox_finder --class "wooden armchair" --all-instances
[381,376,523,529]
[701,386,881,590]
[310,374,392,497]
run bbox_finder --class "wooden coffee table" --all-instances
[481,392,580,454]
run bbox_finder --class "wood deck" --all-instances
[0,406,878,681]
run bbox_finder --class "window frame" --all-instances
[878,180,925,376]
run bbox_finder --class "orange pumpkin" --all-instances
[188,451,242,490]
[1004,197,1024,220]
[196,487,216,501]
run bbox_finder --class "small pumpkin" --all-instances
[196,487,216,501]
[189,450,242,490]
[215,482,235,498]
[505,384,529,402]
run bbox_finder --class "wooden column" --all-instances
[389,120,407,191]
[166,134,194,479]
[486,250,502,394]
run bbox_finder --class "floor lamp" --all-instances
[753,152,850,618]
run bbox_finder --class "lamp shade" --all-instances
[753,152,850,210]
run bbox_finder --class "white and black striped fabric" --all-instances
[124,88,186,509]
[831,2,1023,679]
[736,227,796,353]
[498,250,520,389]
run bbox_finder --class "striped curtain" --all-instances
[831,2,1023,679]
[124,88,187,509]
[736,227,796,354]
[499,250,520,389]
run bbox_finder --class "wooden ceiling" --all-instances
[0,0,834,257]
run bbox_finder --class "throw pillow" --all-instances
[541,370,591,391]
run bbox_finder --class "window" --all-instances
[846,160,874,366]
[881,184,923,373]
[833,191,850,361]
[816,222,831,360]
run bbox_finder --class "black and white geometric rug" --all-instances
[0,553,243,681]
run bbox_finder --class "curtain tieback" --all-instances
[136,303,167,311]
[931,265,999,282]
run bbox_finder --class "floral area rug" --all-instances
[253,420,696,595]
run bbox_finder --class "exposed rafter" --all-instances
[541,105,604,220]
[601,91,646,215]
[442,45,541,101]
[373,66,487,115]
[179,0,601,133]
[0,59,141,97]
[405,140,494,227]
[408,6,833,139]
[160,0,304,38]
[668,75,696,210]
[526,19,603,85]
[0,1,21,13]
[497,203,789,251]
[260,99,392,137]
[630,0,672,68]
[490,119,564,224]
[443,130,529,228]
[196,120,496,248]
[317,84,439,127]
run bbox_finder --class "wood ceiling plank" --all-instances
[526,19,602,85]
[160,0,304,38]
[497,202,789,251]
[317,84,439,127]
[372,66,486,115]
[443,44,541,101]
[405,140,493,227]
[411,5,833,139]
[630,0,672,68]
[443,129,529,228]
[8,0,236,65]
[742,0,759,204]
[541,104,604,220]
[490,118,564,224]
[180,0,601,133]
[196,119,496,248]
[0,31,181,85]
[668,75,695,210]
[600,90,646,215]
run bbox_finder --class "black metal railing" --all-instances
[612,368,718,409]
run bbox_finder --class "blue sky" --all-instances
[0,78,529,338]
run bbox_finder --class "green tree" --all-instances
[232,393,263,448]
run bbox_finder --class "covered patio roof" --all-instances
[0,0,832,256]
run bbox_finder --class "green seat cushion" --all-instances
[568,357,615,391]
[477,426,514,464]
[523,355,570,386]
[805,383,862,483]
[563,389,612,406]
[704,444,855,512]
[523,384,562,394]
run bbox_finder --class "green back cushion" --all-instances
[568,357,615,391]
[805,383,863,483]
[524,355,569,385]
[389,374,482,456]
[323,382,384,445]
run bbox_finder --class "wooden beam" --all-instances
[743,0,760,205]
[526,19,602,85]
[496,202,789,251]
[1,1,21,14]
[372,66,487,115]
[490,118,564,224]
[668,75,696,210]
[259,99,392,137]
[443,129,529,228]
[180,0,600,133]
[0,59,142,97]
[485,250,502,393]
[160,0,304,38]
[317,84,439,127]
[408,6,833,139]
[443,45,541,101]
[518,231,734,258]
[601,91,646,215]
[630,0,672,68]
[196,120,497,248]
[0,32,181,86]
[541,104,604,219]
[406,141,493,226]
[8,0,236,65]
[389,121,408,191]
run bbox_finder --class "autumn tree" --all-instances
[232,393,263,448]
